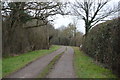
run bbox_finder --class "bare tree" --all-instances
[24,2,68,28]
[71,0,119,35]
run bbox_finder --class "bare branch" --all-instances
[71,0,119,35]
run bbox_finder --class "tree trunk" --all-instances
[45,25,49,49]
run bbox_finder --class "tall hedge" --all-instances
[82,17,120,76]
[2,19,55,57]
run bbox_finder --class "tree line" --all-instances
[2,2,83,57]
[2,2,68,57]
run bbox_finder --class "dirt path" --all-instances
[47,46,76,78]
[6,46,66,78]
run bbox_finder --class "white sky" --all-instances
[50,0,120,34]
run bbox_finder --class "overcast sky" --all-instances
[50,0,120,34]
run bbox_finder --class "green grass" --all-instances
[0,59,2,78]
[38,51,65,78]
[2,45,60,77]
[73,47,117,78]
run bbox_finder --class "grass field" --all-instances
[2,45,60,77]
[73,47,117,78]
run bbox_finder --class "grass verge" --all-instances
[0,59,2,78]
[38,48,66,78]
[2,45,60,77]
[73,47,117,78]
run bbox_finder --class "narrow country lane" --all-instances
[6,46,66,78]
[47,46,76,78]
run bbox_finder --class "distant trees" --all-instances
[51,23,83,46]
[71,0,119,35]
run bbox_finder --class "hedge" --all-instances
[82,17,120,77]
